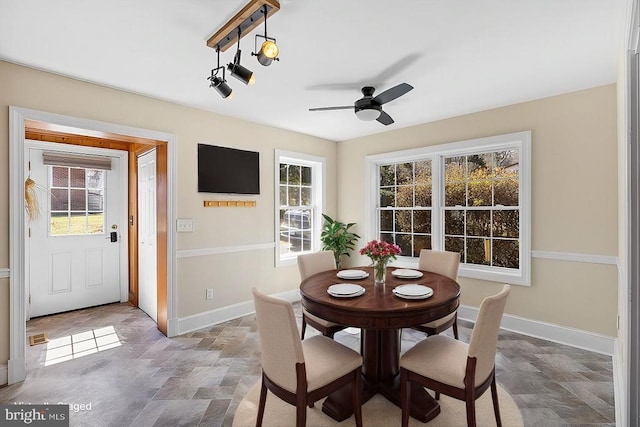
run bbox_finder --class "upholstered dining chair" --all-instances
[413,249,461,339]
[252,288,363,427]
[399,284,511,427]
[297,251,348,340]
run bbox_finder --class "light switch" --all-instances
[176,218,194,232]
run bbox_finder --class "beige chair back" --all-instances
[297,250,336,281]
[418,249,460,280]
[252,288,305,392]
[467,284,511,384]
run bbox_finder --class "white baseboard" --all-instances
[0,363,7,386]
[176,289,300,336]
[7,357,24,386]
[458,305,615,355]
[175,293,615,356]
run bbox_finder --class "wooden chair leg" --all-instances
[296,397,306,427]
[465,395,477,427]
[351,369,363,427]
[452,315,459,340]
[400,369,410,427]
[256,379,268,427]
[300,315,307,340]
[435,391,440,400]
[491,375,502,427]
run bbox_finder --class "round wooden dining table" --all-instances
[300,266,460,423]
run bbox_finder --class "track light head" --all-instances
[255,39,279,66]
[228,47,255,85]
[228,61,255,85]
[209,75,232,98]
[208,48,232,99]
[252,6,279,67]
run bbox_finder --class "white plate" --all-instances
[393,285,433,299]
[394,284,433,297]
[391,269,424,279]
[327,283,364,295]
[328,288,365,298]
[337,270,369,280]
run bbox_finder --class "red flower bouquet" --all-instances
[359,240,401,283]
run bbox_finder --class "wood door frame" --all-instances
[8,106,178,384]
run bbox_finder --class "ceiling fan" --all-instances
[309,83,413,125]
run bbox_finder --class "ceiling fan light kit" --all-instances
[206,0,280,98]
[355,105,381,121]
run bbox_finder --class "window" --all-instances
[368,131,531,285]
[49,166,105,236]
[275,150,325,265]
[379,160,433,257]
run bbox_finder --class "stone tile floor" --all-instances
[0,303,615,426]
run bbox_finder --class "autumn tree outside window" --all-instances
[367,131,531,285]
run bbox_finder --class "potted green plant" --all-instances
[320,213,361,268]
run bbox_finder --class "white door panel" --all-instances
[28,148,122,317]
[138,149,158,322]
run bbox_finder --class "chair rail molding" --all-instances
[531,250,618,266]
[0,268,9,279]
[176,242,275,259]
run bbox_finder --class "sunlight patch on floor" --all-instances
[44,325,121,366]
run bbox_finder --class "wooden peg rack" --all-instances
[204,200,257,208]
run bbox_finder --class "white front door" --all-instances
[28,146,125,317]
[137,149,157,322]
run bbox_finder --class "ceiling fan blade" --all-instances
[373,83,414,105]
[309,106,353,112]
[377,111,394,125]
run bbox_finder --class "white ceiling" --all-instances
[0,0,627,141]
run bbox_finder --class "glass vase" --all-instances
[373,259,388,284]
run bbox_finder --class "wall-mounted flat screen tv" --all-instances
[197,144,260,194]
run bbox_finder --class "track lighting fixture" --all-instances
[208,47,233,99]
[252,5,279,66]
[228,28,255,85]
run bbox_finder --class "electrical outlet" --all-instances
[206,288,214,300]
[176,218,195,232]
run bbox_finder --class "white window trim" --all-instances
[365,131,531,286]
[274,150,326,267]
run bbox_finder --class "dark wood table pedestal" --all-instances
[321,328,440,423]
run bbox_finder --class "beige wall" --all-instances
[0,60,338,365]
[338,84,619,336]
